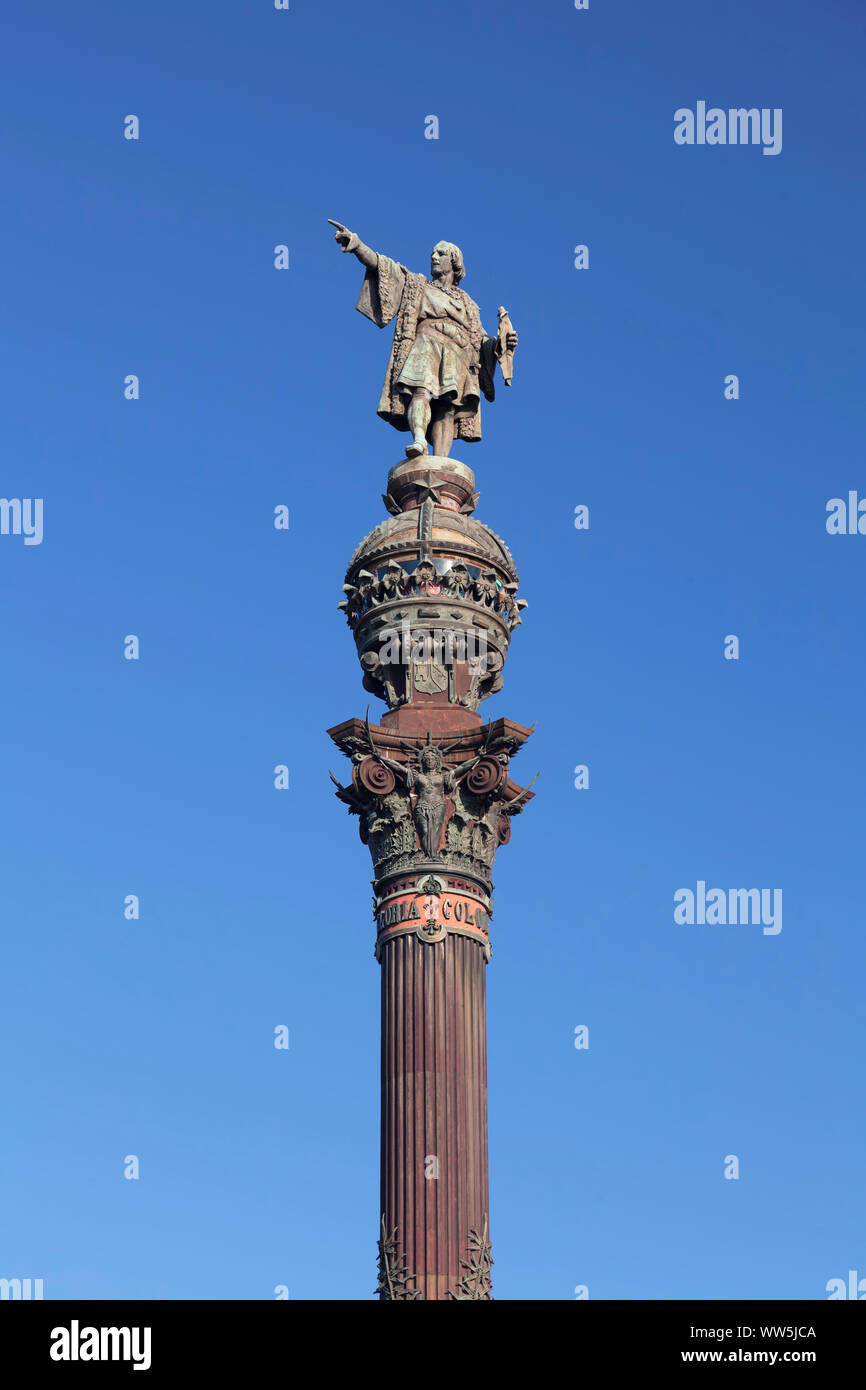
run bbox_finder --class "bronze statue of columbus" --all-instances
[329,221,518,458]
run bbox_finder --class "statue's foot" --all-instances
[405,438,428,458]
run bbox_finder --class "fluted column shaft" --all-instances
[380,932,489,1300]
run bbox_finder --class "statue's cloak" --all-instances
[356,254,497,442]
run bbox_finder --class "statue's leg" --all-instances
[406,389,431,457]
[419,801,441,858]
[429,401,456,458]
[430,803,446,857]
[414,803,429,855]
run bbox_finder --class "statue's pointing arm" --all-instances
[328,219,378,270]
[328,219,406,328]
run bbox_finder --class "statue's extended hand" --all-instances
[506,330,518,350]
[328,219,356,252]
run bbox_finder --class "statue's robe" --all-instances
[356,254,498,443]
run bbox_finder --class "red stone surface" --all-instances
[380,930,489,1300]
[380,702,481,735]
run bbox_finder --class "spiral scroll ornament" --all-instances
[466,756,506,796]
[355,756,397,796]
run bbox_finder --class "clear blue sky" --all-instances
[2,0,864,1300]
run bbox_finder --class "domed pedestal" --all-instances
[383,455,479,516]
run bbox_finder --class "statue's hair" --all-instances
[435,241,465,284]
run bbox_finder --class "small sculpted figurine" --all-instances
[372,741,481,860]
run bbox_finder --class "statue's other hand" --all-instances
[505,330,518,350]
[328,218,354,251]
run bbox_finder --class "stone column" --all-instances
[328,455,533,1300]
[379,928,489,1300]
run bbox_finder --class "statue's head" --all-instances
[431,241,465,284]
[420,746,443,772]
